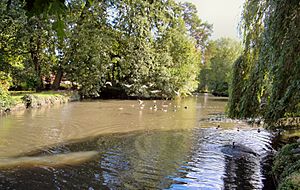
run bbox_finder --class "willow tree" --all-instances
[228,0,300,124]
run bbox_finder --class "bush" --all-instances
[272,142,300,190]
[0,87,14,110]
[273,143,300,177]
[281,159,300,180]
[0,72,14,110]
[278,171,300,190]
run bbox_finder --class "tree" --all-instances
[198,38,242,96]
[0,0,212,99]
[228,0,300,124]
[180,2,212,51]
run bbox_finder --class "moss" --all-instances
[272,142,300,190]
[278,171,300,190]
[281,159,300,180]
[272,142,300,178]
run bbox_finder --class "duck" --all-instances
[138,99,144,105]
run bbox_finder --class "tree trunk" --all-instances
[52,67,63,90]
[30,35,43,91]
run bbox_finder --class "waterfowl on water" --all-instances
[162,104,168,108]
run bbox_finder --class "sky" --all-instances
[178,0,245,40]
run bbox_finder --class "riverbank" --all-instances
[272,141,300,190]
[270,127,300,190]
[0,91,80,115]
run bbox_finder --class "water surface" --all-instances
[0,94,274,189]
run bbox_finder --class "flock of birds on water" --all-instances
[118,99,263,151]
[118,99,188,113]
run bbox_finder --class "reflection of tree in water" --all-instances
[223,154,262,190]
[0,130,193,189]
[0,122,272,189]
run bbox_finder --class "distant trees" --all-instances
[0,0,212,98]
[198,38,242,96]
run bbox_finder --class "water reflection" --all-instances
[0,98,199,157]
[0,95,275,189]
[0,129,273,189]
[167,128,273,190]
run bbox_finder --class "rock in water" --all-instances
[221,143,258,158]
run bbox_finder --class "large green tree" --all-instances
[1,0,212,99]
[228,0,300,124]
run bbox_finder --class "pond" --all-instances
[0,94,275,189]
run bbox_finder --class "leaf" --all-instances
[53,19,65,40]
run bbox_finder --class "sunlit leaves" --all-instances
[229,0,300,124]
[1,0,211,99]
[199,38,242,96]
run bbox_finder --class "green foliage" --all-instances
[229,0,300,124]
[280,159,300,181]
[65,0,207,97]
[0,90,14,110]
[228,56,246,117]
[21,93,68,108]
[278,172,300,190]
[272,143,300,180]
[0,72,14,109]
[179,2,212,51]
[273,143,300,190]
[1,0,211,98]
[198,38,242,96]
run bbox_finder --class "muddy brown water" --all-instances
[0,94,275,189]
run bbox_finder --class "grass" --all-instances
[9,91,72,105]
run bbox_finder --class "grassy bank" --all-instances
[0,91,80,114]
